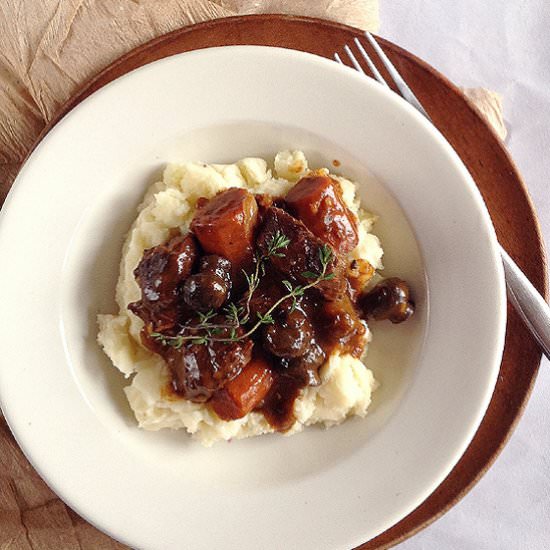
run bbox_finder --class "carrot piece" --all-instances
[285,175,358,254]
[190,188,258,270]
[210,355,274,420]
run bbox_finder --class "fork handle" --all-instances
[501,246,550,359]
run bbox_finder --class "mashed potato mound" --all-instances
[98,151,383,446]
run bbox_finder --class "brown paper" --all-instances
[0,1,505,548]
[218,0,380,30]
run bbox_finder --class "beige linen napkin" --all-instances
[0,2,505,549]
[462,87,507,141]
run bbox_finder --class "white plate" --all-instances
[0,47,506,549]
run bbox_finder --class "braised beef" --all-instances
[245,269,286,318]
[128,233,197,331]
[139,324,172,356]
[167,331,253,402]
[256,207,346,300]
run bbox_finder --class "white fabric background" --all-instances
[379,2,550,549]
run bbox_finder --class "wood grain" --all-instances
[0,15,546,550]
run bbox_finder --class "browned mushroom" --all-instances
[359,278,415,324]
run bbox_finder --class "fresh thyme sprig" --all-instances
[151,239,334,348]
[265,231,291,257]
[239,230,290,324]
[151,307,223,347]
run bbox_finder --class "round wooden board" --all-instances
[2,14,547,550]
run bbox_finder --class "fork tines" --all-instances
[335,31,431,120]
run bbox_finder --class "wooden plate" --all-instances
[2,14,546,550]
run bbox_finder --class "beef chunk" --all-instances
[128,233,197,330]
[256,207,346,300]
[167,333,253,402]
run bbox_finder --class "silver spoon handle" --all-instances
[501,246,550,359]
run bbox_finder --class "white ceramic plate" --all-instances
[0,47,506,549]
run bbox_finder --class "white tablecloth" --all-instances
[380,2,550,548]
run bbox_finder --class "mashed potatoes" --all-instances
[98,151,383,446]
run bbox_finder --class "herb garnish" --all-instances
[152,234,334,348]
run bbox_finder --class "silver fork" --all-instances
[335,32,550,360]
